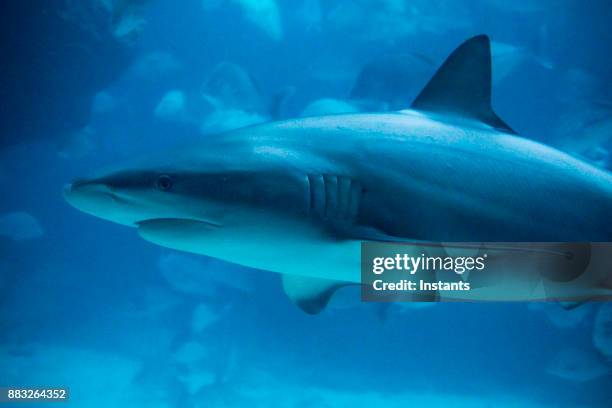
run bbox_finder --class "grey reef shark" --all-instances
[65,35,612,314]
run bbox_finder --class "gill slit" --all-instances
[306,174,362,221]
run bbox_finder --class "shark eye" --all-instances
[156,175,173,191]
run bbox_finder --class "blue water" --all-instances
[1,1,611,407]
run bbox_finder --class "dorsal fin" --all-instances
[411,34,515,134]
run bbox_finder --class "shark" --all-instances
[64,35,612,313]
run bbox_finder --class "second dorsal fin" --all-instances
[411,34,515,134]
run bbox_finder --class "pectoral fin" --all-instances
[282,274,355,314]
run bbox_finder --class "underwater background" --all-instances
[1,0,611,406]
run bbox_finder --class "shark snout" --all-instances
[63,179,113,200]
[63,177,166,227]
[63,178,121,219]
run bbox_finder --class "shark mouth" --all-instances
[135,218,222,230]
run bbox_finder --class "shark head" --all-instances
[63,142,309,235]
[62,136,363,297]
[64,168,223,228]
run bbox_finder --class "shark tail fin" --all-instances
[411,34,516,134]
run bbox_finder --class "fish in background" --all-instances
[303,41,551,118]
[0,1,156,151]
[56,49,186,160]
[108,0,154,39]
[0,212,44,241]
[202,0,283,41]
[66,0,154,39]
[203,62,274,115]
[154,62,293,133]
[349,53,435,111]
[554,99,612,170]
[128,51,183,83]
[154,314,247,401]
[191,303,224,333]
[528,303,592,329]
[0,253,246,405]
[324,0,473,43]
[58,126,100,159]
[490,41,553,84]
[299,53,432,117]
[92,91,117,115]
[155,90,192,124]
[546,348,610,382]
[0,344,143,406]
[157,252,256,296]
[129,298,251,403]
[199,61,290,132]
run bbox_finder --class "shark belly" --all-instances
[137,215,362,283]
